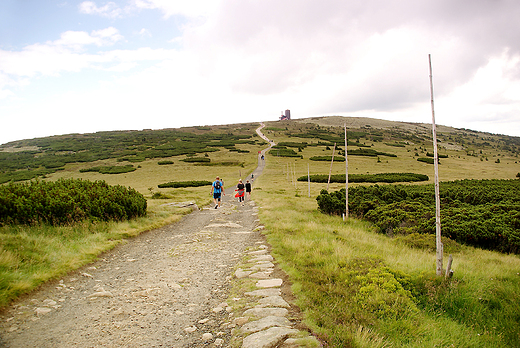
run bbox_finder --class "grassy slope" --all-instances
[254,120,520,347]
[0,125,266,307]
[2,118,520,347]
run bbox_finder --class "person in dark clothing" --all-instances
[235,179,245,206]
[245,180,252,199]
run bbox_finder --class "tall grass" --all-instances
[0,202,199,307]
[253,159,520,347]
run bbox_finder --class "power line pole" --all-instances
[344,123,349,220]
[429,54,443,276]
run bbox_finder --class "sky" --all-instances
[1,0,520,145]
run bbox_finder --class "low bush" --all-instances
[157,160,174,165]
[299,173,428,184]
[309,156,346,162]
[417,157,437,164]
[269,148,302,158]
[316,179,520,254]
[349,149,397,157]
[181,157,210,163]
[0,179,147,225]
[426,152,448,158]
[157,180,212,188]
[79,165,136,174]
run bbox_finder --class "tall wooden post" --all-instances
[344,123,349,219]
[327,143,336,191]
[429,54,443,276]
[308,163,311,197]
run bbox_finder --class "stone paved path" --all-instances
[0,124,322,347]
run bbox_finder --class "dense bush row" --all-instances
[316,179,520,253]
[299,173,428,184]
[349,148,397,157]
[309,156,346,162]
[181,157,210,163]
[269,148,302,158]
[157,180,212,188]
[0,179,147,225]
[79,165,136,174]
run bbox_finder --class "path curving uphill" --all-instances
[0,125,320,348]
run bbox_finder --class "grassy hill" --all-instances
[1,117,520,347]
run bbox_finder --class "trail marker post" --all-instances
[327,143,336,191]
[429,54,443,276]
[344,123,349,220]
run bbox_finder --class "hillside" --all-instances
[1,117,520,347]
[1,116,519,187]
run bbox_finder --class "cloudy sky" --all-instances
[1,0,520,144]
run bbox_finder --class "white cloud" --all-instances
[79,1,122,18]
[0,28,124,79]
[131,0,222,18]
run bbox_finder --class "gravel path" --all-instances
[0,125,320,347]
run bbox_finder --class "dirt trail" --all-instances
[0,124,285,348]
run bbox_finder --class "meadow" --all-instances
[1,117,520,347]
[0,123,265,306]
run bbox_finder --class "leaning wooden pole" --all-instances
[327,143,336,191]
[344,123,349,220]
[429,54,443,276]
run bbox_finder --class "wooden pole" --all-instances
[308,163,311,197]
[445,254,454,278]
[344,123,349,219]
[429,54,443,276]
[327,143,336,191]
[294,162,297,189]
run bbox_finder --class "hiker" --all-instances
[235,179,245,206]
[211,176,225,208]
[245,179,252,199]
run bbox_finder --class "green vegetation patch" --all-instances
[349,148,397,157]
[309,156,346,162]
[0,179,147,226]
[300,173,428,184]
[268,148,302,158]
[157,180,212,188]
[317,179,520,254]
[426,152,448,158]
[181,157,211,163]
[157,160,174,165]
[79,165,136,174]
[417,157,436,164]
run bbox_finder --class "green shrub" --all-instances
[309,156,346,162]
[181,157,210,163]
[317,180,520,254]
[0,179,147,225]
[157,180,212,188]
[417,157,436,164]
[300,173,428,184]
[349,149,397,157]
[269,148,302,158]
[426,152,448,158]
[79,165,136,174]
[157,160,174,165]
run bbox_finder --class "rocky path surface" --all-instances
[0,125,321,348]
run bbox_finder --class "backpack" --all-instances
[214,181,221,190]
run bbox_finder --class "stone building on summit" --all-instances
[280,109,291,121]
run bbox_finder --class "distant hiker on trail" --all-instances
[245,179,252,199]
[235,179,245,206]
[211,176,225,209]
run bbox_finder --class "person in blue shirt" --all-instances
[211,176,225,208]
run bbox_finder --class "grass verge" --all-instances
[0,197,211,308]
[252,158,520,347]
